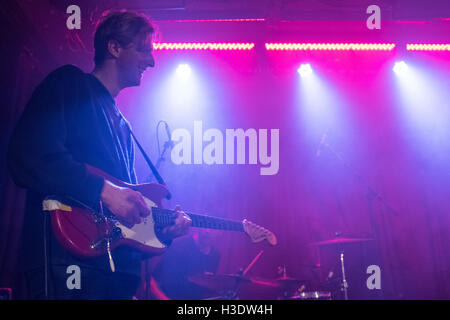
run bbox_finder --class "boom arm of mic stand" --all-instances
[321,142,398,216]
[154,140,173,170]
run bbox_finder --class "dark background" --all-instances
[1,0,450,299]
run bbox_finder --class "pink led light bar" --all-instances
[265,43,396,51]
[406,44,450,51]
[395,20,427,25]
[153,42,255,50]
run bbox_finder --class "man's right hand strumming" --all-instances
[100,180,151,228]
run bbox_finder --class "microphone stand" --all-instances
[146,121,173,182]
[318,137,397,299]
[153,140,173,174]
[143,121,173,300]
[319,139,398,216]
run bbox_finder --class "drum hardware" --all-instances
[191,250,265,300]
[310,237,374,247]
[188,272,252,300]
[273,265,307,299]
[309,237,375,300]
[340,251,348,300]
[189,255,311,300]
[189,272,307,300]
[290,291,332,300]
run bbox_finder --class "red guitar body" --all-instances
[49,165,170,259]
[47,166,276,261]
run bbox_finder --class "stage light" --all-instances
[154,42,255,51]
[393,61,450,162]
[406,44,450,51]
[297,64,313,77]
[176,64,192,78]
[296,62,353,156]
[393,61,408,75]
[265,43,396,51]
[154,62,206,118]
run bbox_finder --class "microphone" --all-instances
[316,133,328,157]
[164,122,174,148]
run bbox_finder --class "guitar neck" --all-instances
[152,208,244,232]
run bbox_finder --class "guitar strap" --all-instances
[129,129,172,200]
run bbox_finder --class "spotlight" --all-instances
[393,61,408,75]
[176,64,192,78]
[297,64,312,77]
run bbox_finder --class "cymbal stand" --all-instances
[340,251,349,300]
[205,270,244,300]
[318,134,397,300]
[277,265,291,299]
[217,250,264,300]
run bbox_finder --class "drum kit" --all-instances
[188,237,374,300]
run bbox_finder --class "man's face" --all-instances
[116,33,155,88]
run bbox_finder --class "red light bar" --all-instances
[154,42,255,50]
[265,43,396,51]
[406,44,450,51]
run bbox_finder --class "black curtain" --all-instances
[0,0,60,299]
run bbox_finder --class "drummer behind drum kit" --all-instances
[188,237,374,300]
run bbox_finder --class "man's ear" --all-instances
[107,39,122,59]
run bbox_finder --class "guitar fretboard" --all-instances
[152,208,244,232]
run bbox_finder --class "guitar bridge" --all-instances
[90,226,122,250]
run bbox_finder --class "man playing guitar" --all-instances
[7,10,191,299]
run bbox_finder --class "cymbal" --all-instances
[252,276,305,288]
[188,273,252,292]
[275,276,304,283]
[310,237,374,246]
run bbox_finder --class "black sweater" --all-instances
[7,65,142,276]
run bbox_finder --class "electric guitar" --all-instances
[44,165,277,263]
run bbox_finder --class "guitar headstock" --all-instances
[242,219,277,246]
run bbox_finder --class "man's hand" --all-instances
[100,180,150,228]
[159,205,192,241]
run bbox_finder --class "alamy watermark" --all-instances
[66,4,381,31]
[366,265,381,290]
[366,5,381,30]
[66,5,81,30]
[170,121,279,176]
[66,265,81,290]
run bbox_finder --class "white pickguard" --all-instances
[114,197,166,249]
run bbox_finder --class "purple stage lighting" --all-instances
[176,64,192,78]
[393,61,408,75]
[297,64,312,77]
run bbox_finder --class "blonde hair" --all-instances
[94,11,154,66]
